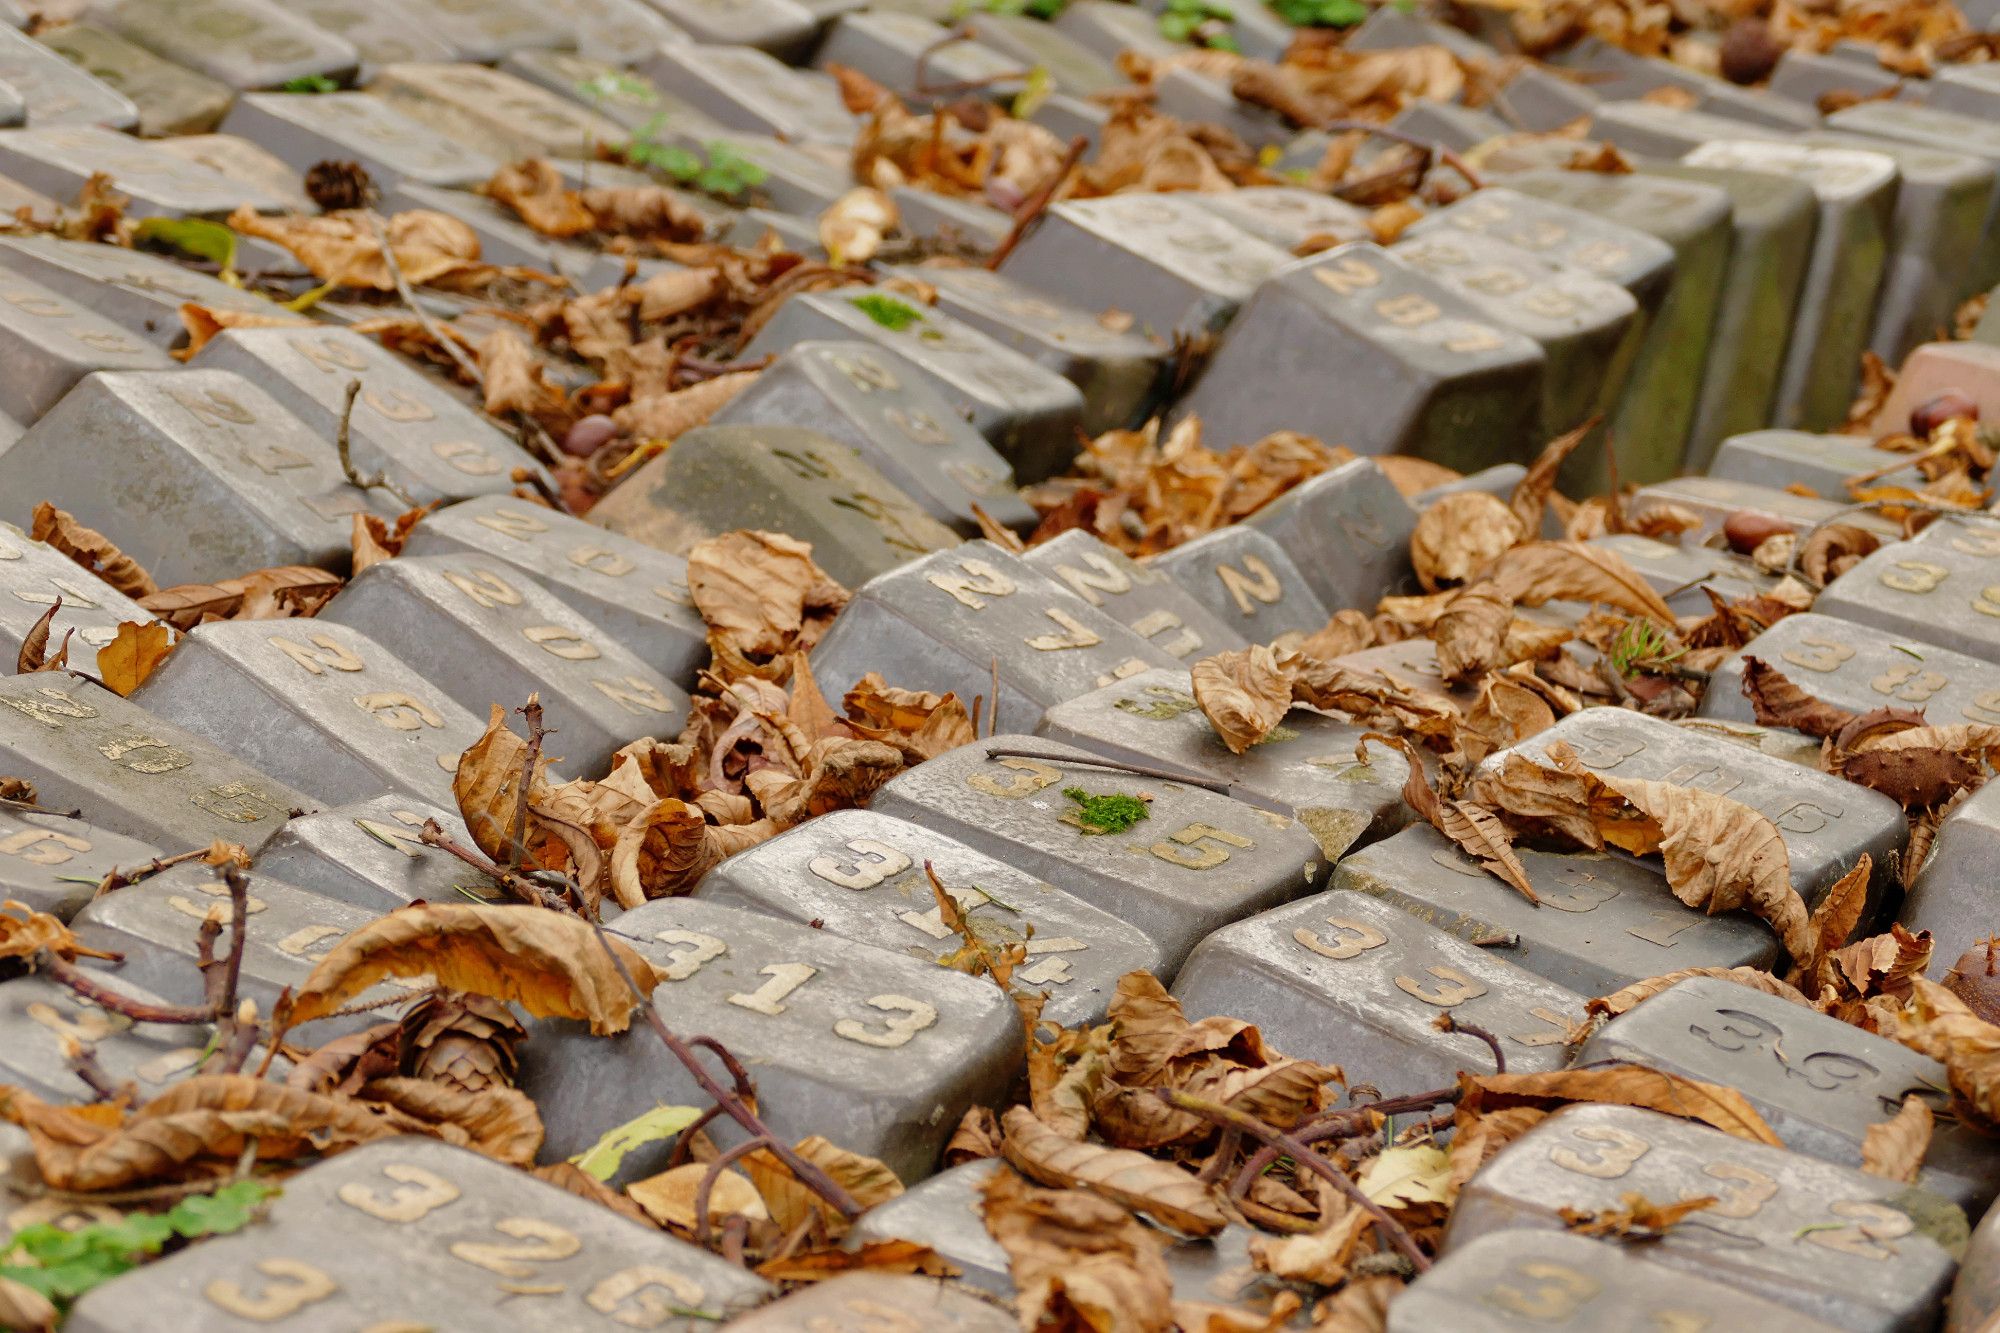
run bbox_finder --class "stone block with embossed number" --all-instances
[697,809,1161,1026]
[62,1224,510,1331]
[0,520,156,679]
[587,424,958,591]
[638,42,854,147]
[1000,193,1293,339]
[0,25,136,130]
[871,737,1323,972]
[743,288,1085,480]
[1709,430,1898,499]
[1243,458,1416,612]
[1682,141,1897,432]
[1187,189,1370,255]
[646,0,815,56]
[1589,534,1775,616]
[393,0,568,61]
[1148,525,1333,646]
[1336,825,1777,997]
[1579,977,1997,1210]
[288,0,454,81]
[1769,48,1904,108]
[1816,534,2000,666]
[321,555,688,774]
[1035,669,1409,861]
[1902,780,2000,982]
[0,971,236,1104]
[959,11,1120,99]
[499,51,708,135]
[251,796,493,912]
[147,133,313,215]
[69,862,410,1038]
[94,0,358,90]
[198,326,549,506]
[1503,172,1732,489]
[809,543,1180,734]
[520,897,1022,1181]
[0,809,157,922]
[367,63,624,165]
[1827,102,2000,293]
[894,263,1167,437]
[1391,225,1638,443]
[401,495,706,688]
[1495,708,1907,917]
[1699,611,2000,731]
[1445,1104,1961,1332]
[261,1138,773,1328]
[1174,241,1545,468]
[34,22,228,136]
[729,1273,1008,1331]
[0,676,306,851]
[0,370,391,587]
[131,619,483,808]
[1637,162,1815,470]
[1389,1230,1846,1333]
[711,341,1034,532]
[1172,891,1583,1090]
[0,269,172,421]
[1023,532,1246,663]
[655,132,848,216]
[1629,477,1899,547]
[220,90,498,190]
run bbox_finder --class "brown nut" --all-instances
[1719,19,1785,85]
[1722,510,1791,554]
[1910,389,1979,437]
[562,413,619,458]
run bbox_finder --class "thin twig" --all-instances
[93,846,212,898]
[911,24,1028,97]
[693,1137,767,1244]
[1434,1013,1504,1074]
[332,379,416,508]
[509,696,546,872]
[982,746,1231,793]
[419,821,575,915]
[1315,119,1485,191]
[39,954,215,1025]
[0,795,76,817]
[66,1043,123,1101]
[987,135,1087,271]
[362,210,485,390]
[583,917,863,1220]
[1160,1089,1430,1273]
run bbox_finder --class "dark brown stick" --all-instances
[39,954,215,1025]
[67,1042,123,1101]
[1434,1013,1504,1074]
[986,135,1087,271]
[94,846,212,898]
[509,695,546,872]
[693,1137,767,1244]
[418,821,576,915]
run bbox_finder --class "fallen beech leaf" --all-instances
[1001,1105,1226,1235]
[741,1136,902,1236]
[1370,733,1535,904]
[1801,522,1882,587]
[687,530,849,681]
[1893,977,2000,1126]
[285,902,662,1035]
[486,158,596,236]
[1490,541,1675,622]
[453,703,553,866]
[1355,1143,1451,1207]
[229,205,515,292]
[1307,1274,1400,1333]
[1560,1190,1716,1238]
[1797,856,1872,980]
[1246,1202,1369,1285]
[529,1161,657,1228]
[1410,491,1524,592]
[0,899,119,962]
[608,797,747,905]
[981,1166,1176,1333]
[29,501,155,597]
[1739,657,1856,738]
[1433,583,1515,682]
[1459,1066,1783,1145]
[176,301,310,361]
[757,1240,958,1283]
[1861,1093,1932,1183]
[1298,608,1376,659]
[1191,645,1294,755]
[1510,419,1589,536]
[95,621,173,697]
[841,674,976,763]
[627,1161,769,1233]
[478,327,568,428]
[945,1106,1003,1164]
[613,370,759,440]
[356,1077,543,1166]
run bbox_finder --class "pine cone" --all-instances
[304,158,380,213]
[399,991,525,1093]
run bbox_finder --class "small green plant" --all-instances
[965,0,1067,14]
[1608,617,1686,678]
[623,117,769,200]
[1160,0,1242,51]
[850,293,926,332]
[1,1180,277,1310]
[1271,0,1368,27]
[279,74,339,94]
[1063,786,1152,834]
[574,71,657,106]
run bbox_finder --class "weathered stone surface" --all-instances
[0,808,158,922]
[368,62,625,164]
[35,22,229,136]
[1149,524,1334,645]
[220,89,497,189]
[0,123,292,216]
[0,518,156,680]
[251,795,491,911]
[94,0,360,91]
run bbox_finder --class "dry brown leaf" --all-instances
[13,600,61,675]
[945,1105,1003,1164]
[1410,491,1524,592]
[1860,1093,1932,1183]
[688,530,849,681]
[529,1161,657,1228]
[356,1077,543,1166]
[1739,656,1857,738]
[285,902,661,1035]
[626,1161,769,1232]
[0,1275,55,1333]
[818,187,899,265]
[1001,1105,1226,1235]
[1799,855,1872,979]
[29,501,155,597]
[757,1240,959,1283]
[1433,583,1515,682]
[609,797,733,905]
[741,1135,902,1237]
[1297,608,1377,660]
[95,622,173,697]
[1801,523,1882,587]
[1490,540,1675,621]
[1893,977,2000,1126]
[613,370,759,440]
[478,327,568,428]
[981,1166,1175,1333]
[229,205,518,292]
[1370,733,1534,904]
[1458,1067,1783,1145]
[1245,1201,1368,1285]
[1560,1190,1716,1238]
[486,158,596,236]
[1510,420,1589,536]
[1191,645,1295,755]
[175,302,310,361]
[1307,1274,1400,1332]
[453,703,553,865]
[0,899,118,963]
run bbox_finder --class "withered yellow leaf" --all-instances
[95,621,174,697]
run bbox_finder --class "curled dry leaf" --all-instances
[452,703,553,866]
[1489,540,1676,622]
[1801,523,1881,587]
[1001,1105,1226,1235]
[356,1077,544,1166]
[687,530,849,681]
[1509,418,1590,536]
[0,899,119,963]
[756,1240,960,1283]
[613,369,759,441]
[176,302,310,361]
[1893,977,2000,1126]
[1410,491,1524,592]
[818,187,899,265]
[285,902,663,1036]
[980,1166,1176,1333]
[0,1274,56,1333]
[741,1135,903,1237]
[138,566,344,630]
[479,327,569,429]
[29,501,155,597]
[1860,1093,1933,1183]
[530,1160,658,1229]
[626,1161,769,1233]
[1432,583,1515,682]
[1836,724,2000,808]
[1307,1273,1401,1333]
[1191,646,1294,755]
[1739,657,1856,738]
[1457,1066,1783,1146]
[1559,1191,1716,1238]
[95,621,173,697]
[1796,855,1872,981]
[14,600,61,674]
[1368,733,1535,904]
[1245,1201,1369,1285]
[1298,608,1377,660]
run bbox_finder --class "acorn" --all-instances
[1719,19,1785,85]
[1910,389,1979,437]
[1723,510,1791,554]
